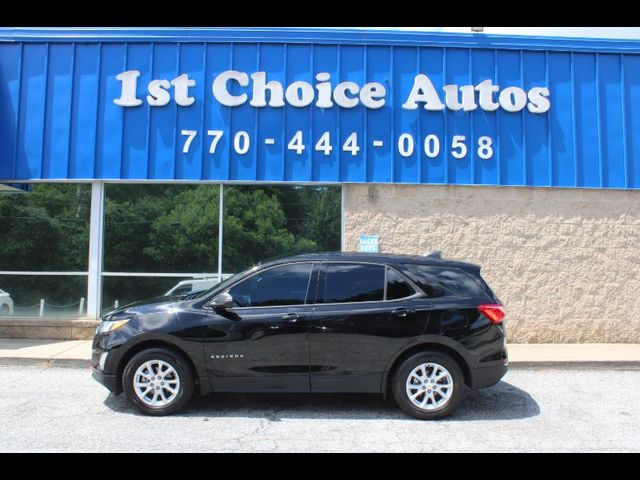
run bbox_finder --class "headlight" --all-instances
[96,319,130,335]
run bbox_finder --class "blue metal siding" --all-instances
[626,55,640,187]
[0,28,639,188]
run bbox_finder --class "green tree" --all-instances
[145,185,220,272]
[103,184,194,272]
[0,202,61,271]
[298,186,341,252]
[222,187,317,271]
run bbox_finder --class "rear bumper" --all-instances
[469,363,508,390]
[467,327,508,390]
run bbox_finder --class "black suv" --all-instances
[92,252,507,419]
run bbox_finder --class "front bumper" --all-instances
[91,340,123,395]
[92,368,120,394]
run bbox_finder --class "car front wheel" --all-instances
[122,347,194,416]
[392,351,466,420]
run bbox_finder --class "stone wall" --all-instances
[343,184,640,343]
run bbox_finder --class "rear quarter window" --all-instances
[402,264,493,300]
[386,267,416,300]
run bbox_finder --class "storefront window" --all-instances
[100,184,341,314]
[0,184,91,317]
[1,182,342,318]
[103,184,220,273]
[101,184,222,314]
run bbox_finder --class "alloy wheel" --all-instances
[405,362,454,411]
[133,360,181,407]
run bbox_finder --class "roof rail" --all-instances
[423,250,442,259]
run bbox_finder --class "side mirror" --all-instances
[210,292,234,310]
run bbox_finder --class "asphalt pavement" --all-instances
[0,365,638,452]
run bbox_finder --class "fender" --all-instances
[379,334,475,395]
[107,331,210,395]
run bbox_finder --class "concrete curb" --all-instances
[0,357,92,368]
[508,361,640,369]
[2,357,640,370]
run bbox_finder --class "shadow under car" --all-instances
[103,380,540,421]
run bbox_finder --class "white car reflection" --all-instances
[164,277,230,297]
[0,289,14,315]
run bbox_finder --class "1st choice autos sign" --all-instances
[5,32,636,187]
[113,69,550,162]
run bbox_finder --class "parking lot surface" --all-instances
[0,366,638,452]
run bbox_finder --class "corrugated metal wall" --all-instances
[1,29,639,188]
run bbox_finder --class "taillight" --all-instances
[478,304,505,324]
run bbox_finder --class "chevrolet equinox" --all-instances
[92,252,508,419]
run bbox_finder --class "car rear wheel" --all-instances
[122,348,194,416]
[0,304,9,315]
[392,351,465,420]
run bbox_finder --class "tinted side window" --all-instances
[322,264,385,303]
[228,263,312,307]
[403,265,489,299]
[386,268,415,300]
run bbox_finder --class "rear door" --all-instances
[309,262,429,393]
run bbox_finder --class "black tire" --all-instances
[392,350,466,420]
[122,347,194,416]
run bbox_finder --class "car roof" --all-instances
[259,251,480,272]
[173,278,217,286]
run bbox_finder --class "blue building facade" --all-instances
[1,27,640,189]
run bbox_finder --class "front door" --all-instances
[203,262,316,392]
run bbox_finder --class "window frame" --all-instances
[220,261,316,310]
[315,261,423,306]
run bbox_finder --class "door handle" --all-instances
[281,313,302,323]
[391,308,414,318]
